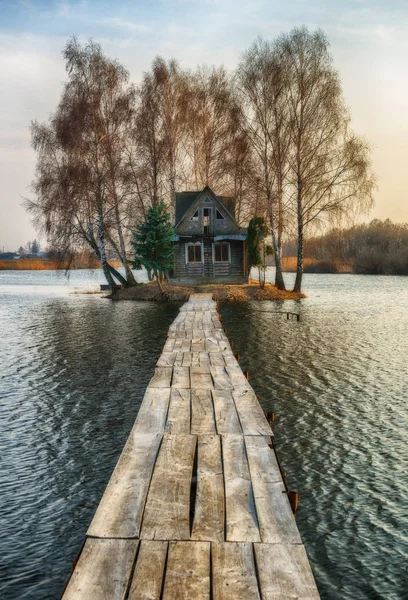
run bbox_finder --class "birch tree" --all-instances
[280,27,375,292]
[237,38,290,290]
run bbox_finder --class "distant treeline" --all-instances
[0,251,120,271]
[283,219,408,275]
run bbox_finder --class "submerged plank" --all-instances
[191,435,224,542]
[141,434,196,540]
[222,435,260,542]
[163,541,210,599]
[212,542,261,600]
[128,541,168,600]
[87,432,162,538]
[254,544,320,600]
[62,538,138,600]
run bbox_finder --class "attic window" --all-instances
[190,209,199,221]
[202,197,212,203]
[216,209,225,220]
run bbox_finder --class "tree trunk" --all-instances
[293,179,304,293]
[154,269,164,294]
[97,211,118,291]
[275,179,286,291]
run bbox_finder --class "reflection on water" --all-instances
[220,273,408,600]
[0,270,407,599]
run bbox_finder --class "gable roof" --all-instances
[175,186,236,225]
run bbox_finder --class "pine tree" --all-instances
[131,202,175,294]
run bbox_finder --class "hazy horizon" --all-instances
[1,0,407,250]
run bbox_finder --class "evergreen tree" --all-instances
[131,202,175,294]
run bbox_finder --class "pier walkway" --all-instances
[62,294,320,599]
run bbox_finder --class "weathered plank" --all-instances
[210,352,226,367]
[165,388,190,434]
[172,366,190,389]
[212,389,242,435]
[211,366,234,390]
[245,436,301,544]
[212,542,261,600]
[128,541,168,600]
[162,541,210,599]
[62,538,138,600]
[191,389,216,434]
[163,338,175,352]
[141,434,196,540]
[232,388,272,436]
[191,367,213,389]
[191,435,224,542]
[254,543,320,599]
[227,365,252,390]
[191,338,205,352]
[222,435,260,542]
[87,432,162,538]
[133,388,171,434]
[149,367,173,388]
[157,352,178,367]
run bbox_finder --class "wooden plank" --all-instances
[190,368,213,389]
[141,434,196,540]
[157,352,177,367]
[165,388,190,434]
[205,337,221,352]
[128,541,168,600]
[254,544,320,599]
[245,437,301,544]
[191,389,216,434]
[87,432,162,538]
[222,435,260,542]
[191,338,205,352]
[133,388,171,434]
[223,351,238,367]
[172,366,190,389]
[62,538,138,600]
[199,351,210,365]
[212,542,261,600]
[227,364,252,390]
[182,352,192,367]
[191,435,224,542]
[210,352,225,367]
[212,390,242,435]
[163,338,175,352]
[173,338,191,352]
[211,366,234,390]
[232,389,272,436]
[149,367,172,388]
[163,541,210,599]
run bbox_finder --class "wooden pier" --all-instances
[62,294,320,599]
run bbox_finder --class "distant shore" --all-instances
[0,258,121,271]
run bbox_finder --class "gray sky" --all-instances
[1,0,407,250]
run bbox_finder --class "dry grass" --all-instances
[113,281,305,302]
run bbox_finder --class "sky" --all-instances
[1,0,407,250]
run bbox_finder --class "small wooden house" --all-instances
[171,186,247,283]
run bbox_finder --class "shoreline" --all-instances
[110,282,305,302]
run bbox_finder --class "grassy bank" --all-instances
[281,256,352,274]
[111,281,305,302]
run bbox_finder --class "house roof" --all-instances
[175,187,236,225]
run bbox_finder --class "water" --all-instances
[0,270,407,599]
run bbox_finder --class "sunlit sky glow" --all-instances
[1,0,407,249]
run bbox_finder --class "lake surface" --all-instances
[0,270,407,599]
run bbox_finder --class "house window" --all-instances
[187,243,202,263]
[203,207,211,235]
[203,196,212,203]
[190,209,199,221]
[216,209,225,220]
[214,243,229,262]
